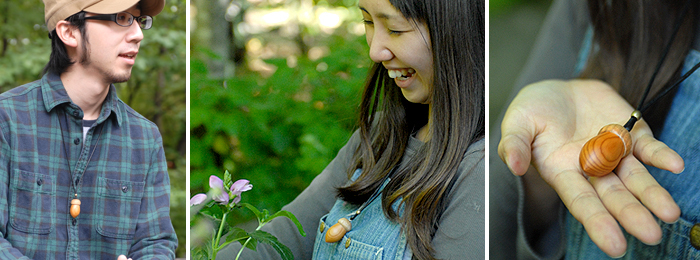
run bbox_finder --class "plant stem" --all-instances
[235,237,253,260]
[211,211,229,260]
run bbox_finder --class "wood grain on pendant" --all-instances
[70,199,81,218]
[325,217,351,243]
[579,124,632,177]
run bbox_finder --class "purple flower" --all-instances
[190,193,207,206]
[193,175,253,206]
[210,175,229,205]
[230,179,253,204]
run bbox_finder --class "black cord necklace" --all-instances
[579,0,700,177]
[324,168,396,244]
[59,110,103,219]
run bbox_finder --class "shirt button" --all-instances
[37,178,43,186]
[72,111,79,117]
[691,223,700,250]
[74,138,80,145]
[122,186,129,193]
[319,222,325,233]
[72,219,77,226]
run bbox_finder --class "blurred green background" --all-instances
[189,0,370,247]
[490,0,552,128]
[0,0,186,257]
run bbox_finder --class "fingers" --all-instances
[547,169,627,257]
[589,173,661,246]
[499,110,537,176]
[498,133,532,176]
[561,154,679,257]
[117,255,127,260]
[616,155,681,223]
[633,134,684,174]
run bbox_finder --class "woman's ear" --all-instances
[54,20,79,48]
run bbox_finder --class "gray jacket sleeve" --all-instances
[433,138,485,260]
[489,0,589,259]
[219,134,485,259]
[217,131,360,260]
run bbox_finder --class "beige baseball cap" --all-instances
[44,0,165,32]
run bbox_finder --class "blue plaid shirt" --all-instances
[0,73,177,259]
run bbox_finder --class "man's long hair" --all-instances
[43,11,88,75]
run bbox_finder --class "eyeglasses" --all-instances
[83,12,153,30]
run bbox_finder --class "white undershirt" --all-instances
[82,119,97,143]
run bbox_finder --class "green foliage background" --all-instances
[0,0,186,257]
[190,0,371,247]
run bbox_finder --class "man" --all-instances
[0,0,178,258]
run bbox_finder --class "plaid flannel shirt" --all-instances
[0,73,177,259]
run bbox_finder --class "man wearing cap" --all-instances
[0,0,177,259]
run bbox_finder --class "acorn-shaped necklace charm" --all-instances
[324,175,392,243]
[325,217,351,243]
[579,111,638,177]
[70,194,81,218]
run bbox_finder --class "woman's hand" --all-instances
[498,79,684,257]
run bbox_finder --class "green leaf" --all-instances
[238,202,264,222]
[224,170,233,188]
[245,238,258,251]
[262,209,271,220]
[199,203,225,220]
[190,239,212,260]
[264,210,307,237]
[249,230,294,260]
[224,227,250,243]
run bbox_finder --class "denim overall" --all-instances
[566,29,700,259]
[312,169,411,260]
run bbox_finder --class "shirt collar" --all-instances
[40,72,123,126]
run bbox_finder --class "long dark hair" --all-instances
[43,11,88,75]
[580,0,699,132]
[337,0,484,258]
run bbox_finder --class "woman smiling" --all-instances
[218,0,484,259]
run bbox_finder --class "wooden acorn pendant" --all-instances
[579,124,632,177]
[325,217,351,243]
[70,199,81,218]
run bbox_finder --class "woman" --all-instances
[491,0,700,259]
[219,0,484,259]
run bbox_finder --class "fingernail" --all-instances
[671,167,684,174]
[504,154,517,175]
[506,163,516,175]
[610,251,626,259]
[663,217,680,224]
[643,236,663,246]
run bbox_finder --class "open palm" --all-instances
[499,79,684,257]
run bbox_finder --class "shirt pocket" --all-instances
[334,238,384,260]
[313,214,330,258]
[9,170,56,235]
[95,177,145,240]
[313,215,384,260]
